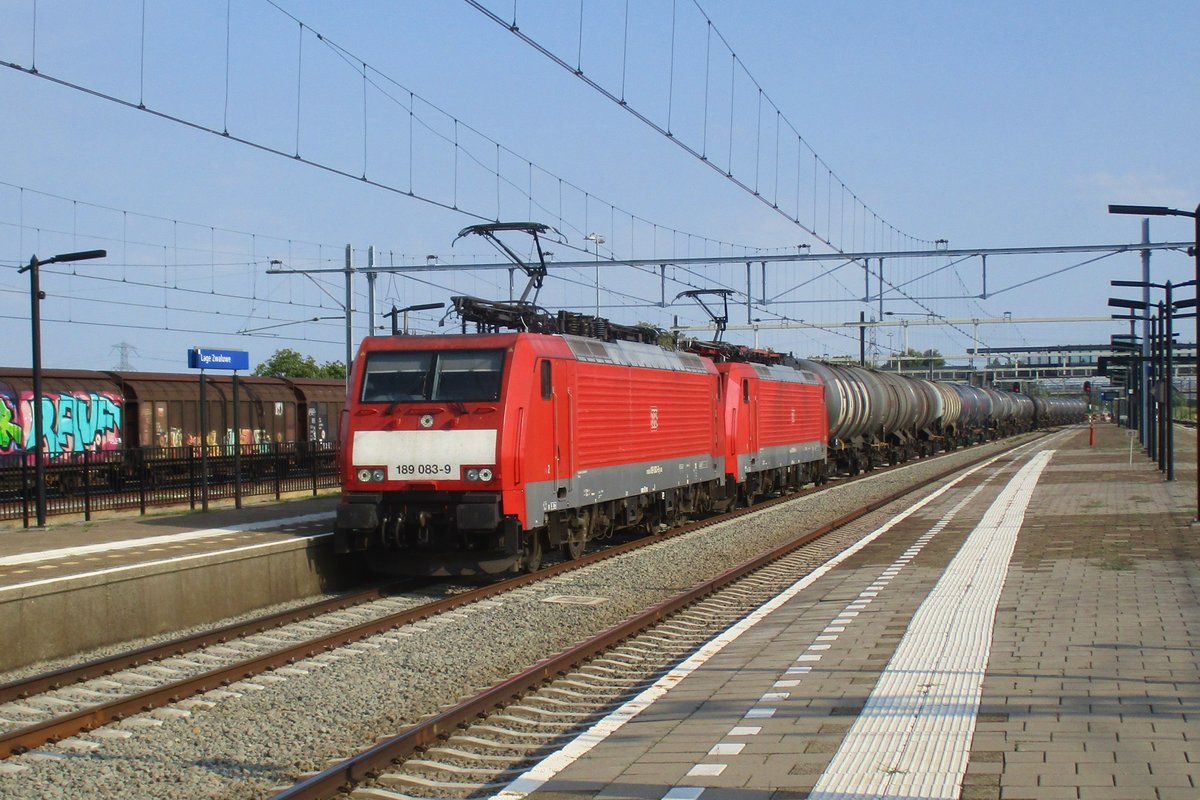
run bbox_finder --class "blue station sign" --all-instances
[188,347,249,371]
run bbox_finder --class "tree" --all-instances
[885,347,946,371]
[316,360,347,380]
[254,348,346,379]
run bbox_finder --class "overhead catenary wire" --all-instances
[463,0,937,256]
[3,2,801,286]
[3,7,1146,366]
[1,181,786,355]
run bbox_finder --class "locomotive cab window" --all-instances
[540,360,552,400]
[361,352,431,402]
[435,350,504,401]
[360,349,504,403]
[742,379,750,403]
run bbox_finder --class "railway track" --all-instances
[0,433,1046,793]
[270,435,1047,799]
[0,582,416,706]
[0,582,437,757]
[275,527,858,800]
[0,475,821,759]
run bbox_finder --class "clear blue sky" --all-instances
[1,0,1196,372]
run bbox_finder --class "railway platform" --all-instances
[508,422,1199,800]
[0,494,340,673]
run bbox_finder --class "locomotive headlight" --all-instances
[356,468,386,483]
[465,468,480,482]
[478,468,493,482]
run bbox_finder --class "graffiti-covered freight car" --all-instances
[0,370,124,460]
[0,368,345,493]
[102,372,343,451]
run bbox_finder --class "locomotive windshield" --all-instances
[360,349,505,403]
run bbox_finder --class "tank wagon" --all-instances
[789,361,1041,474]
[1031,394,1087,427]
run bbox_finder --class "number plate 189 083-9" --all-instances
[351,429,498,481]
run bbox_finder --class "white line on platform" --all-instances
[809,449,1053,800]
[0,530,334,596]
[485,435,1059,800]
[0,512,335,567]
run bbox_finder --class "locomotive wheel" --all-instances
[561,527,587,560]
[522,531,544,573]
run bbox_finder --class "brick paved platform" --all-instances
[508,423,1199,800]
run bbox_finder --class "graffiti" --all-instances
[308,406,329,443]
[0,396,22,453]
[2,392,124,456]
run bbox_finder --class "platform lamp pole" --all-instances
[584,233,605,317]
[17,249,107,528]
[1110,204,1200,522]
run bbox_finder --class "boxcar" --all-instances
[0,369,125,461]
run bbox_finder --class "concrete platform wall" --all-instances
[1,538,348,672]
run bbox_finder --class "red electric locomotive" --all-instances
[715,358,828,503]
[335,329,728,576]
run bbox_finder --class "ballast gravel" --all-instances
[0,436,1033,799]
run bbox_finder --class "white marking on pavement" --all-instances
[0,512,334,567]
[809,450,1053,800]
[728,726,760,736]
[488,435,1066,800]
[487,445,1030,800]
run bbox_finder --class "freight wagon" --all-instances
[0,368,344,494]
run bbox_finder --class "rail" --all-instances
[270,436,1033,800]
[0,431,1051,767]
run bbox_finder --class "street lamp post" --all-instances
[1110,280,1197,484]
[1109,203,1200,521]
[1148,310,1160,462]
[17,249,107,527]
[584,233,605,316]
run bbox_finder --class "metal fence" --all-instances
[0,442,340,526]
